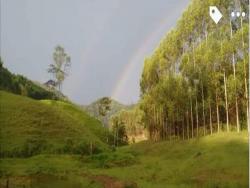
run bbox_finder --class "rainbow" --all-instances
[111,18,172,102]
[67,3,121,97]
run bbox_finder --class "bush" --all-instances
[22,138,48,157]
[90,152,137,168]
[0,138,47,158]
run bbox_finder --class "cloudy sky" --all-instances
[1,0,189,105]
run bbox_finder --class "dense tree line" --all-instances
[0,59,59,100]
[140,0,249,141]
[109,107,145,145]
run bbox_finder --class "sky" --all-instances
[0,0,190,105]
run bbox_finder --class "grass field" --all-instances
[0,132,248,188]
[0,91,249,188]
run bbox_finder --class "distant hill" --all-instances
[0,60,65,101]
[0,91,111,157]
[82,98,134,127]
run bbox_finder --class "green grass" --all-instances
[106,132,249,188]
[0,91,248,187]
[0,91,110,157]
[1,132,248,187]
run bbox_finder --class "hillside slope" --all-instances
[115,132,249,187]
[0,91,110,157]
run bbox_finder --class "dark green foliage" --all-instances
[110,115,129,146]
[0,60,58,100]
[98,97,112,116]
[90,152,137,168]
[109,107,145,144]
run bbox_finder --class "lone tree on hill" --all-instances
[48,45,71,91]
[98,97,112,117]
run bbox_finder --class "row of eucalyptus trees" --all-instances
[140,0,249,141]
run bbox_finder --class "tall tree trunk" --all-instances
[117,128,119,147]
[195,90,199,137]
[160,107,163,140]
[113,129,116,147]
[156,107,159,140]
[216,90,220,132]
[224,71,229,132]
[240,8,249,131]
[205,27,208,47]
[209,100,213,134]
[243,58,249,131]
[186,111,190,140]
[193,44,196,68]
[162,107,166,140]
[177,126,180,140]
[165,117,168,140]
[176,110,179,140]
[201,81,206,135]
[190,98,194,138]
[230,20,240,132]
[182,116,185,140]
[233,58,240,132]
[173,123,176,141]
[169,119,172,141]
[171,117,174,141]
[153,105,156,141]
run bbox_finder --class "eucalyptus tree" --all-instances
[48,45,71,91]
[220,38,232,132]
[193,79,199,136]
[139,0,249,142]
[188,86,194,138]
[237,7,249,130]
[204,46,215,135]
[230,20,240,132]
[195,42,209,136]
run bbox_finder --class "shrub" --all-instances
[90,152,137,168]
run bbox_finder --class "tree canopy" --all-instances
[140,0,249,141]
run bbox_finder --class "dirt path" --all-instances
[87,174,138,188]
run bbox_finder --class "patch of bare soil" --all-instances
[88,174,138,188]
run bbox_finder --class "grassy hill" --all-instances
[1,132,248,187]
[114,132,249,187]
[0,91,110,157]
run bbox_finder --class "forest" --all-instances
[139,0,249,141]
